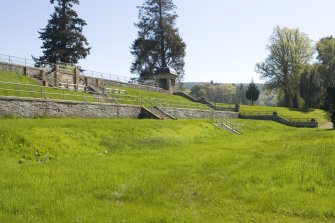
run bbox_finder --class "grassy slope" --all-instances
[0,118,335,222]
[102,83,201,104]
[0,71,96,102]
[240,105,329,126]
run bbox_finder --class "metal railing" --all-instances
[0,81,100,102]
[105,92,211,110]
[0,81,214,110]
[0,53,159,88]
[239,111,317,123]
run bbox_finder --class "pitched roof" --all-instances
[155,67,178,76]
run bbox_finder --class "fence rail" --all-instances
[239,111,317,123]
[0,53,154,87]
[0,81,214,111]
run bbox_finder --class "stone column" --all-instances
[40,70,48,86]
[23,67,29,76]
[54,64,59,87]
[74,67,80,90]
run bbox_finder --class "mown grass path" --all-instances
[0,118,334,222]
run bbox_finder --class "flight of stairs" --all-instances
[142,107,175,120]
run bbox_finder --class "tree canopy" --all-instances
[130,0,186,80]
[35,0,90,65]
[256,26,314,108]
[246,80,260,106]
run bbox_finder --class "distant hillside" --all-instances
[183,82,263,90]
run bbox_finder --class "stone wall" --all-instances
[160,107,239,119]
[239,114,318,128]
[85,77,170,94]
[0,62,45,79]
[0,61,171,94]
[0,96,142,118]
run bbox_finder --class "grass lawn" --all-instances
[102,83,210,109]
[0,117,334,222]
[0,71,97,102]
[240,105,329,126]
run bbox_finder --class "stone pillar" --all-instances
[54,64,60,87]
[23,67,29,76]
[40,70,48,86]
[74,67,80,90]
[167,78,171,90]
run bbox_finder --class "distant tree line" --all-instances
[189,82,275,106]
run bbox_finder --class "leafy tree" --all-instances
[246,80,260,105]
[190,85,206,98]
[299,65,322,108]
[316,36,335,110]
[131,0,186,79]
[256,26,314,108]
[236,83,248,105]
[35,0,90,64]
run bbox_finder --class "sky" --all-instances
[0,0,334,83]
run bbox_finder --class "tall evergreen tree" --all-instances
[246,80,260,106]
[35,0,90,65]
[131,0,186,80]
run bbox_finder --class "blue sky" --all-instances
[0,0,334,83]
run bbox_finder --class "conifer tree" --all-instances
[246,80,260,106]
[35,0,90,65]
[131,0,186,79]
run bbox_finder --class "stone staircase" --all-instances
[86,85,119,104]
[239,112,318,128]
[141,107,175,120]
[173,91,239,112]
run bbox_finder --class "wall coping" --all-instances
[162,107,238,114]
[0,96,141,108]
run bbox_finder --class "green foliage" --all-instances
[256,26,314,108]
[0,117,334,222]
[246,80,260,105]
[316,36,335,87]
[316,36,335,110]
[35,0,90,64]
[300,65,323,108]
[130,0,186,79]
[190,83,237,104]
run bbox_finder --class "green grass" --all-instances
[0,71,97,102]
[240,105,329,126]
[102,83,210,109]
[0,118,335,222]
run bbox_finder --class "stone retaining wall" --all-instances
[160,107,239,119]
[85,77,170,94]
[0,62,171,94]
[0,96,142,118]
[239,115,318,128]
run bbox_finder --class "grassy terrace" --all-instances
[0,117,334,222]
[0,71,97,102]
[102,83,210,109]
[240,105,329,126]
[0,71,209,109]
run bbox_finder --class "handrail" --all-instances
[239,111,317,123]
[0,53,156,88]
[0,81,236,111]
